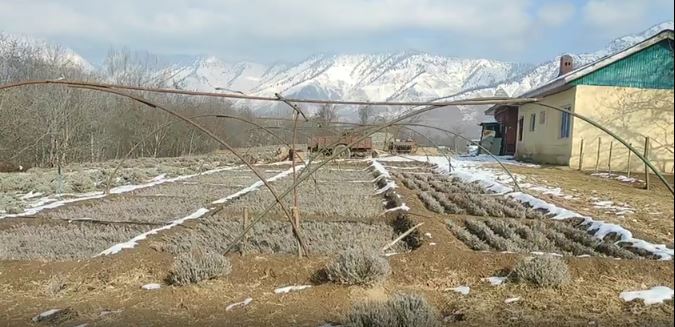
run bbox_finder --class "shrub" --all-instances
[463,219,522,252]
[167,249,232,286]
[430,192,465,214]
[447,193,488,217]
[511,255,571,288]
[345,293,441,327]
[418,192,444,214]
[446,220,491,251]
[324,248,390,286]
[468,194,505,217]
[551,223,637,259]
[390,213,423,250]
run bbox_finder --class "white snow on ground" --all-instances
[370,160,410,213]
[226,297,253,311]
[274,285,312,294]
[504,297,521,304]
[0,165,242,220]
[32,309,62,322]
[620,286,674,305]
[141,283,161,290]
[98,165,304,256]
[482,276,507,286]
[381,155,674,260]
[591,198,634,216]
[447,286,471,295]
[592,172,643,184]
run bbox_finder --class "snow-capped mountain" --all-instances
[166,21,672,118]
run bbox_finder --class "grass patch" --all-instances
[167,248,232,286]
[323,248,390,286]
[511,255,571,288]
[345,293,441,327]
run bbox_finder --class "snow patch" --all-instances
[446,286,470,295]
[32,309,62,322]
[504,297,521,304]
[274,285,312,294]
[141,283,161,290]
[620,286,674,305]
[483,276,507,286]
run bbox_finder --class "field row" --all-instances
[446,218,649,259]
[394,171,545,219]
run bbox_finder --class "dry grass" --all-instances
[46,196,204,224]
[162,218,401,256]
[511,255,571,288]
[223,166,383,221]
[167,248,232,286]
[323,248,391,286]
[0,222,152,260]
[344,293,441,327]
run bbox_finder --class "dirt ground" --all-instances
[0,161,673,326]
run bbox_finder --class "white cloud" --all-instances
[581,0,673,37]
[0,0,533,47]
[537,2,576,27]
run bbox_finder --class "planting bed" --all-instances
[160,162,419,256]
[445,218,648,259]
[393,169,664,260]
[0,218,152,260]
[214,164,384,221]
[0,166,286,260]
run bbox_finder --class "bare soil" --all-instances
[0,160,673,326]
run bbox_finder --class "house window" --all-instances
[560,106,572,138]
[540,111,546,124]
[529,113,536,132]
[518,116,524,141]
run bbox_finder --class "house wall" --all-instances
[515,87,576,165]
[570,85,674,174]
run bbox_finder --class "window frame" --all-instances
[560,106,572,139]
[529,113,536,132]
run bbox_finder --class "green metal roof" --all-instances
[571,40,674,89]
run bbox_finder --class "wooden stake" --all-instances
[595,137,602,173]
[643,137,651,190]
[292,207,303,257]
[578,139,585,171]
[241,207,249,256]
[381,223,424,253]
[627,143,632,177]
[608,141,613,175]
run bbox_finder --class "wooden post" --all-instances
[643,137,651,190]
[578,139,585,171]
[608,141,614,175]
[595,137,602,173]
[292,207,302,257]
[241,208,249,256]
[626,143,632,177]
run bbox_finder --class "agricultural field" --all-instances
[0,154,673,326]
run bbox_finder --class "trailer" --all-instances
[387,138,417,154]
[308,134,373,158]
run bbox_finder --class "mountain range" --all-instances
[1,21,673,134]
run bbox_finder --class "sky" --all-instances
[0,0,673,65]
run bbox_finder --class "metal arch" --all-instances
[0,79,538,107]
[64,84,311,256]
